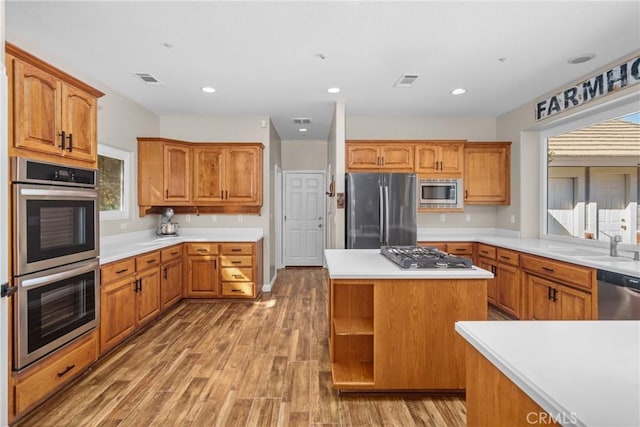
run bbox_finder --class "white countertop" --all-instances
[455,320,640,427]
[417,229,640,277]
[100,228,263,264]
[324,249,493,279]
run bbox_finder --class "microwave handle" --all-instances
[379,186,384,245]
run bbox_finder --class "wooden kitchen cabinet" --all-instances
[192,144,262,205]
[464,142,511,205]
[6,43,104,168]
[185,243,220,297]
[415,141,464,176]
[418,241,474,260]
[219,241,263,298]
[346,141,414,172]
[160,245,183,309]
[100,252,161,354]
[476,244,498,305]
[138,138,264,215]
[476,244,523,318]
[521,254,596,320]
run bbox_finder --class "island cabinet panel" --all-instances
[329,277,487,391]
[465,344,561,427]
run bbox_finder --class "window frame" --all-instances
[539,99,639,246]
[98,144,132,221]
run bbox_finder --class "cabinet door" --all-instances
[12,59,62,156]
[415,145,439,174]
[464,144,510,204]
[136,268,161,326]
[558,286,592,320]
[192,146,225,203]
[526,275,556,320]
[100,277,136,353]
[60,83,97,163]
[496,262,520,318]
[346,144,381,170]
[225,147,261,204]
[161,259,183,309]
[379,145,414,171]
[439,143,463,175]
[186,255,219,297]
[478,258,497,304]
[163,144,190,202]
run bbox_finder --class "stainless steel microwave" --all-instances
[419,178,463,209]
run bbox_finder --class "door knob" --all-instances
[318,224,323,228]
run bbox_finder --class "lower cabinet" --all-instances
[100,251,161,354]
[522,254,596,320]
[161,245,183,309]
[185,243,220,297]
[11,330,98,420]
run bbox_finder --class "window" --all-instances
[544,110,639,246]
[98,144,131,220]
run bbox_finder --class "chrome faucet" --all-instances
[601,232,622,257]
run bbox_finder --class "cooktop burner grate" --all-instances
[380,245,473,269]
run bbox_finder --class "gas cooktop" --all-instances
[380,245,473,269]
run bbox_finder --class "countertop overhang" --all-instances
[324,249,493,279]
[456,320,640,427]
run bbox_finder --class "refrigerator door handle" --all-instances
[384,185,390,246]
[379,185,384,245]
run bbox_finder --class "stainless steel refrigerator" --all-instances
[346,173,417,249]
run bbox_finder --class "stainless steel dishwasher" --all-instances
[597,270,640,320]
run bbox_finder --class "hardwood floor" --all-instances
[17,268,505,427]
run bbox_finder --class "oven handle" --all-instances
[19,188,98,199]
[19,261,99,289]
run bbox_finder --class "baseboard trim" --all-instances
[263,271,277,292]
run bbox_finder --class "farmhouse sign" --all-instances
[535,55,640,121]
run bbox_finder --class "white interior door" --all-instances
[284,172,325,266]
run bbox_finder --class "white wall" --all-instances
[268,121,282,284]
[281,140,327,170]
[158,115,275,285]
[497,50,640,239]
[327,101,346,249]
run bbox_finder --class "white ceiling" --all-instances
[5,1,640,140]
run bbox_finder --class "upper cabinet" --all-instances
[346,141,414,172]
[415,141,464,177]
[138,138,264,216]
[464,142,511,205]
[7,43,104,168]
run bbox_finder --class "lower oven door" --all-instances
[14,259,99,370]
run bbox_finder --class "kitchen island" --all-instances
[456,320,640,427]
[324,249,493,391]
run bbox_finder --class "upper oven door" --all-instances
[14,183,99,276]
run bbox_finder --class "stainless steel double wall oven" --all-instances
[11,157,100,370]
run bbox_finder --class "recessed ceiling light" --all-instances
[568,54,596,64]
[327,87,341,94]
[451,88,466,95]
[298,128,308,132]
[201,86,216,93]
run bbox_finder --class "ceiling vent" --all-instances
[394,73,419,87]
[292,118,312,124]
[134,73,164,86]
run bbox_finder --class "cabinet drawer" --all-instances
[221,267,253,282]
[447,243,474,255]
[521,254,594,291]
[221,282,255,297]
[101,258,135,283]
[15,332,97,414]
[220,255,253,267]
[418,242,447,251]
[187,243,219,255]
[477,244,496,259]
[497,248,520,266]
[136,251,160,271]
[161,245,182,262]
[220,243,253,255]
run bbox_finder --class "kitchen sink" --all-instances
[578,255,636,263]
[545,248,605,257]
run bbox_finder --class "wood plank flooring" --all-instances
[16,268,505,426]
